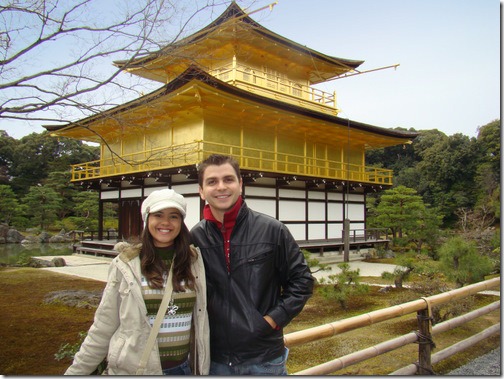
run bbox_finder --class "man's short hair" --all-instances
[197,154,241,187]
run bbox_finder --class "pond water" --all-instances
[0,243,74,265]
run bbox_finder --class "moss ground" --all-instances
[0,268,105,375]
[0,267,499,375]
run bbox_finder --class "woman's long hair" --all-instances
[140,218,196,292]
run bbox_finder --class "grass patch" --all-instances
[0,267,105,375]
[0,267,499,375]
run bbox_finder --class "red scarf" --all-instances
[203,196,243,272]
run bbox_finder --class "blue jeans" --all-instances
[209,347,289,375]
[162,360,191,375]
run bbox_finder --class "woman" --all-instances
[65,189,210,375]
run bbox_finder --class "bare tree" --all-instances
[0,0,242,125]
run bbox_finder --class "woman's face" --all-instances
[147,208,182,247]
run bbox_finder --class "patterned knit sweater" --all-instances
[141,247,196,367]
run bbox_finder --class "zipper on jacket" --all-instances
[220,224,233,274]
[247,251,270,263]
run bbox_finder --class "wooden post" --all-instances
[98,194,103,240]
[343,218,350,262]
[416,308,435,374]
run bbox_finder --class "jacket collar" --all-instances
[115,241,142,263]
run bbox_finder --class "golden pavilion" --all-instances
[45,2,417,244]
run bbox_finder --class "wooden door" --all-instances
[120,199,142,240]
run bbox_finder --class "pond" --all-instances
[0,243,74,265]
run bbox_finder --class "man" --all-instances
[190,154,314,375]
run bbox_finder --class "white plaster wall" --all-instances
[284,223,305,240]
[101,183,367,243]
[347,193,363,201]
[171,183,202,230]
[347,202,365,220]
[184,196,202,230]
[101,190,120,200]
[308,191,325,200]
[279,188,305,199]
[308,224,326,240]
[172,183,199,195]
[143,186,168,196]
[246,198,276,218]
[328,192,343,201]
[328,223,344,239]
[308,202,325,221]
[328,202,343,221]
[245,186,276,197]
[279,200,305,220]
[120,188,143,198]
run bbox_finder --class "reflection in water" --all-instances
[0,243,74,265]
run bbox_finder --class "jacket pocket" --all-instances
[246,248,275,265]
[107,335,125,369]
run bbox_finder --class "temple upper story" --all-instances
[114,2,364,116]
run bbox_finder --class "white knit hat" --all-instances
[141,189,187,223]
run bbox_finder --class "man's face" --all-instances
[199,162,243,217]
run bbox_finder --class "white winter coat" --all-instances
[64,242,210,375]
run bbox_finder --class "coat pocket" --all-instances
[106,334,125,369]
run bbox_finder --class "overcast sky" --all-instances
[253,0,500,138]
[4,0,500,139]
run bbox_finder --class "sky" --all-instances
[4,0,500,140]
[252,0,500,138]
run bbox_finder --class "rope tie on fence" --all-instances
[414,330,436,348]
[415,297,436,348]
[420,296,434,333]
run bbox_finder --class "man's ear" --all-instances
[198,186,205,200]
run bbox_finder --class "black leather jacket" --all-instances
[191,201,314,366]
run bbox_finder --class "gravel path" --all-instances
[446,347,501,375]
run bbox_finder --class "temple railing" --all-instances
[210,59,339,116]
[70,140,393,186]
